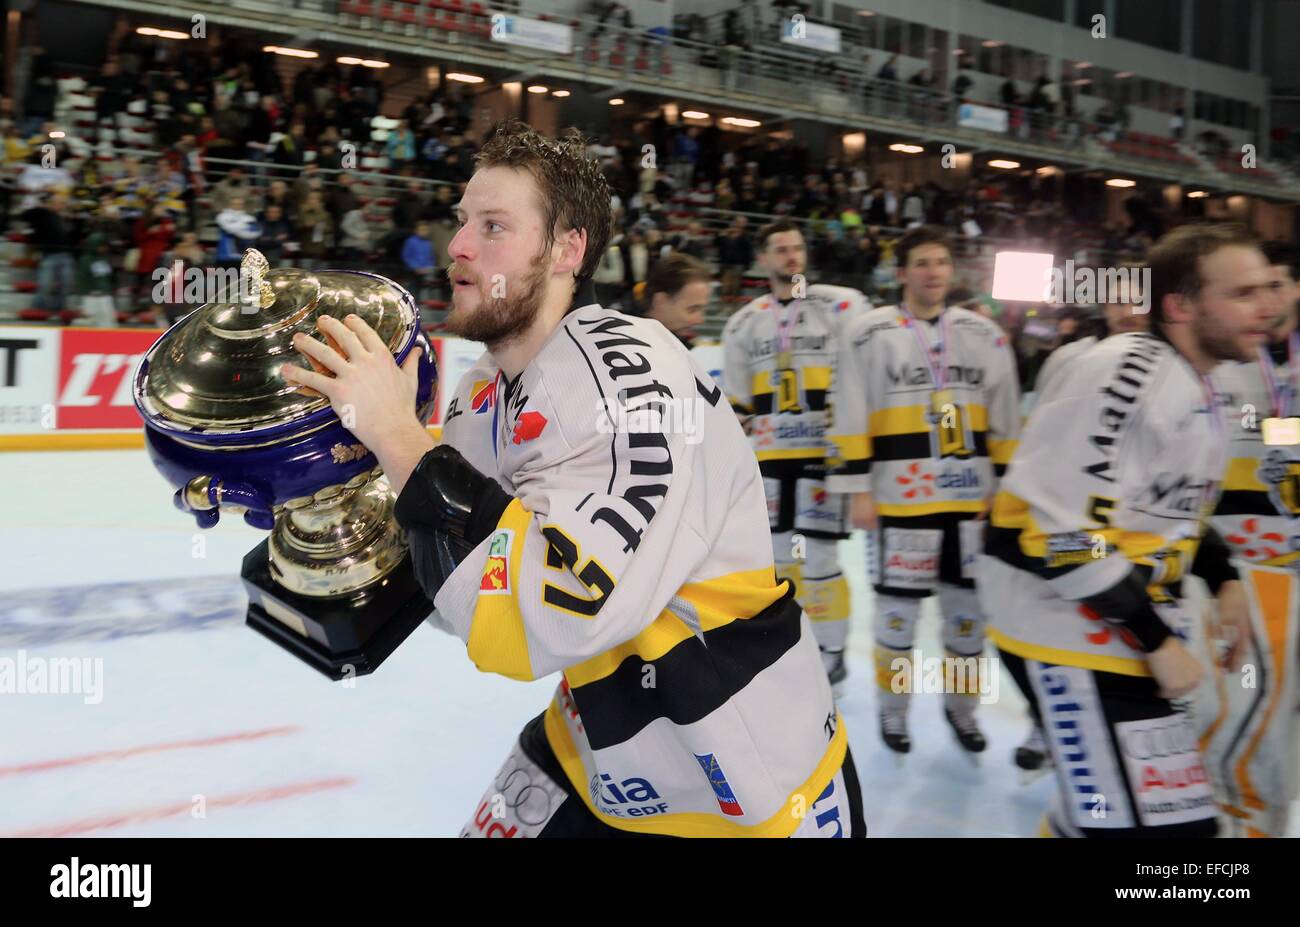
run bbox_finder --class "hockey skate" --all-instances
[822,648,847,698]
[944,706,986,766]
[880,709,911,766]
[1014,725,1052,785]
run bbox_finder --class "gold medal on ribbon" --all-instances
[931,388,954,420]
[776,350,793,371]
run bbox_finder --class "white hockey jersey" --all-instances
[1210,350,1300,564]
[1033,335,1098,405]
[721,285,869,465]
[980,333,1229,676]
[826,305,1021,515]
[430,294,845,836]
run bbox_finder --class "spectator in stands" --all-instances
[293,161,326,212]
[593,233,628,308]
[214,194,260,268]
[673,220,711,261]
[211,165,253,216]
[715,214,753,302]
[327,170,360,228]
[273,120,308,169]
[77,231,117,328]
[953,69,973,104]
[159,231,206,325]
[391,178,428,233]
[671,126,701,189]
[401,219,436,299]
[149,158,188,218]
[386,118,417,167]
[621,226,656,290]
[263,179,295,223]
[132,202,176,308]
[338,207,371,266]
[861,180,895,225]
[24,192,77,313]
[246,94,281,164]
[258,202,293,264]
[295,190,333,270]
[426,184,455,222]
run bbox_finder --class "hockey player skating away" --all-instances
[281,119,865,838]
[1204,240,1300,837]
[721,220,869,690]
[828,225,1021,759]
[980,224,1271,837]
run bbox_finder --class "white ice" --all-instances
[0,449,1284,837]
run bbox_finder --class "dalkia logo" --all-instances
[50,857,151,907]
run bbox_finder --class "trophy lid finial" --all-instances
[241,249,276,309]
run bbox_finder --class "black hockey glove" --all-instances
[393,445,513,601]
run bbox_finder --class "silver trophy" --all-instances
[132,250,439,678]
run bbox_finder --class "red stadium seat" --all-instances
[17,309,51,321]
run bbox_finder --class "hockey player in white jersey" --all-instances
[1033,287,1150,402]
[721,220,869,689]
[280,119,864,838]
[829,225,1021,757]
[980,224,1272,837]
[1010,284,1151,776]
[1203,240,1300,837]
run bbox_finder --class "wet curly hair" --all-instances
[474,118,613,284]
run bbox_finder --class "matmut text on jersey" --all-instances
[431,301,847,837]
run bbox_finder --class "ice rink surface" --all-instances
[2,448,1287,838]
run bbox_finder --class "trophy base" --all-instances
[241,540,432,680]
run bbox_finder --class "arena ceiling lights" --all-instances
[136,26,189,40]
[263,46,319,59]
[889,143,924,154]
[338,56,390,68]
[682,111,710,119]
[1106,178,1137,188]
[552,90,570,98]
[1188,190,1209,198]
[446,72,485,84]
[722,117,762,128]
[609,98,625,106]
[527,85,549,94]
[988,159,1021,170]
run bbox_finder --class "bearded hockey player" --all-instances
[1203,239,1300,837]
[721,220,870,688]
[281,119,864,838]
[828,225,1021,757]
[980,223,1271,837]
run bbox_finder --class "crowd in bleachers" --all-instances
[0,25,1162,334]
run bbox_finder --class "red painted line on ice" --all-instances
[0,726,301,778]
[8,776,358,837]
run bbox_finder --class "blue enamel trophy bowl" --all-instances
[132,251,440,678]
